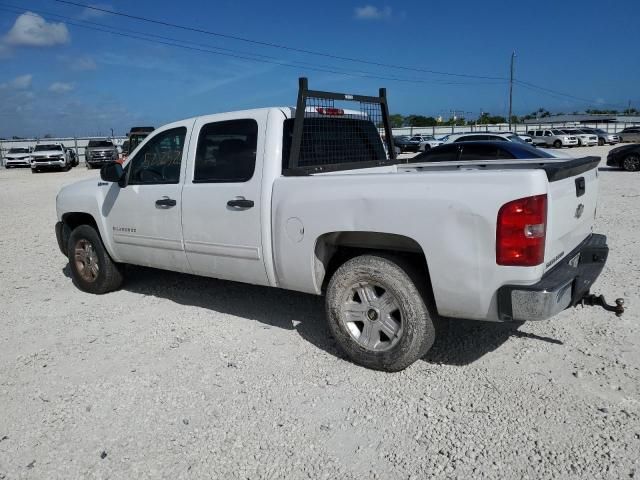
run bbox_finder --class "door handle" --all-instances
[156,196,177,208]
[227,198,254,209]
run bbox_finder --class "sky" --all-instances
[0,0,638,137]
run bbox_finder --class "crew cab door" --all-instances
[102,123,191,273]
[181,113,270,286]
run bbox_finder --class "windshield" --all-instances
[34,144,62,151]
[8,148,29,154]
[594,129,606,134]
[129,133,149,152]
[551,130,566,135]
[88,140,114,148]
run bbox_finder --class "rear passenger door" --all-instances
[181,113,270,286]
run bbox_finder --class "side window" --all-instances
[490,135,508,141]
[496,147,516,159]
[455,135,482,142]
[416,145,459,162]
[535,131,543,137]
[194,119,258,183]
[459,144,499,160]
[128,127,186,185]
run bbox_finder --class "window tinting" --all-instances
[459,144,501,160]
[127,127,186,185]
[282,117,386,169]
[194,119,258,183]
[88,140,114,147]
[415,144,459,162]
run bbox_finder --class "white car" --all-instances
[4,147,32,168]
[560,129,598,147]
[415,135,443,151]
[443,132,529,144]
[53,78,620,371]
[517,134,533,144]
[30,143,72,173]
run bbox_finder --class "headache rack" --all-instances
[284,77,397,176]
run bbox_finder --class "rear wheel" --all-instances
[622,154,640,172]
[553,140,562,148]
[67,225,123,294]
[325,254,435,371]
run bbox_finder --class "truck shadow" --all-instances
[424,319,563,366]
[63,265,563,367]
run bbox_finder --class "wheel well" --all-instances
[314,231,432,294]
[62,212,99,232]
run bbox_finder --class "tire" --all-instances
[67,225,123,294]
[577,139,583,147]
[598,138,605,146]
[622,154,640,172]
[325,253,436,371]
[31,168,38,174]
[423,144,431,152]
[553,140,562,148]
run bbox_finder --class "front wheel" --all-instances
[598,138,605,146]
[67,225,124,294]
[623,154,640,172]
[553,140,562,148]
[325,254,435,371]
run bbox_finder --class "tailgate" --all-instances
[544,157,600,271]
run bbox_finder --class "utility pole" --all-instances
[110,128,114,138]
[508,51,516,130]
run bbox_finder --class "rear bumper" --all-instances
[497,234,608,321]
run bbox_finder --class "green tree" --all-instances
[388,114,405,128]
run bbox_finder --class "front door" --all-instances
[102,124,191,273]
[181,113,269,286]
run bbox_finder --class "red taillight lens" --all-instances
[496,194,547,266]
[316,107,344,116]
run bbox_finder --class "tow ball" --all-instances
[580,294,625,317]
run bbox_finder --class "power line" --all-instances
[0,5,506,86]
[515,80,629,110]
[53,0,508,81]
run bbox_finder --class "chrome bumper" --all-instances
[497,234,608,321]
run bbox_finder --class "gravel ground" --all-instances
[0,146,638,479]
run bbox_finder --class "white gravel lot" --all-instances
[0,145,638,479]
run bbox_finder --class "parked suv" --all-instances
[30,143,71,172]
[559,128,598,147]
[579,128,619,146]
[85,139,119,169]
[618,127,640,143]
[528,129,579,148]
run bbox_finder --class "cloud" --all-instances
[49,82,75,93]
[78,4,113,20]
[71,55,97,71]
[0,74,33,90]
[3,12,70,47]
[354,5,392,20]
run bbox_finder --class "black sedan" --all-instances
[606,144,640,171]
[393,136,421,153]
[411,141,555,162]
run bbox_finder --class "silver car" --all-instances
[618,127,640,143]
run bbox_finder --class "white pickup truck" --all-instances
[55,79,623,371]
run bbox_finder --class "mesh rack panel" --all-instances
[284,77,396,175]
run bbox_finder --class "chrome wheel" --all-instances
[74,239,99,283]
[340,282,403,351]
[623,155,640,172]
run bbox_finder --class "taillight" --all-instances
[496,194,547,266]
[316,107,344,116]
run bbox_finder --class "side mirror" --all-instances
[100,161,126,187]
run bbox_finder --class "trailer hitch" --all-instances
[580,294,625,317]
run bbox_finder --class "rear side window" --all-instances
[282,117,386,169]
[459,144,501,160]
[455,135,485,142]
[194,119,258,183]
[415,144,459,162]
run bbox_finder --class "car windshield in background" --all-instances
[34,144,62,151]
[9,148,29,154]
[507,134,526,143]
[551,130,565,135]
[88,140,114,148]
